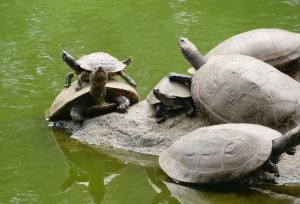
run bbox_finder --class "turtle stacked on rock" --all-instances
[188,29,300,76]
[146,74,195,123]
[159,124,300,184]
[61,51,137,91]
[48,67,139,124]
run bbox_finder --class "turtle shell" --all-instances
[76,52,127,72]
[146,74,191,105]
[159,123,281,183]
[188,29,300,74]
[48,79,139,120]
[192,54,300,133]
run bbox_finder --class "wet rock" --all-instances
[70,100,210,155]
[56,100,300,185]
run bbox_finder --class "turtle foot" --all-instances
[75,86,82,91]
[155,116,166,124]
[71,114,84,124]
[286,147,296,155]
[64,83,71,88]
[128,80,137,87]
[116,102,130,113]
[185,108,195,117]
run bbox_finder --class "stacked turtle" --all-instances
[47,51,139,124]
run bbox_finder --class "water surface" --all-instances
[1,0,300,203]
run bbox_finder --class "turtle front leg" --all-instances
[168,73,192,88]
[70,105,85,124]
[182,100,195,117]
[119,70,137,87]
[154,103,166,124]
[64,72,75,88]
[76,71,90,91]
[108,92,130,113]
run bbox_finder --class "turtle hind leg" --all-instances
[122,57,132,66]
[154,103,166,124]
[168,73,192,88]
[107,92,130,113]
[118,70,137,87]
[182,100,195,117]
[61,51,82,72]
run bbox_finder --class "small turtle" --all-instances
[170,37,300,135]
[61,51,137,91]
[188,29,300,75]
[48,67,139,123]
[146,74,195,123]
[159,123,300,184]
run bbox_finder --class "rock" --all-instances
[52,100,300,185]
[70,100,210,155]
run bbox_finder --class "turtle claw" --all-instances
[185,108,195,117]
[156,116,166,124]
[75,86,81,91]
[64,83,71,88]
[71,114,84,124]
[117,103,130,113]
[129,80,137,87]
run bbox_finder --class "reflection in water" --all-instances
[52,130,125,203]
[162,180,300,204]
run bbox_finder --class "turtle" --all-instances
[187,28,300,75]
[61,51,137,91]
[159,123,300,184]
[145,74,195,123]
[169,37,300,135]
[48,67,139,124]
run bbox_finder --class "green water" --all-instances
[1,0,300,203]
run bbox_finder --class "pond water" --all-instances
[1,0,300,203]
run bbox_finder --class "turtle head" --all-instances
[179,37,207,70]
[153,89,168,102]
[90,67,108,88]
[89,67,108,104]
[61,51,71,61]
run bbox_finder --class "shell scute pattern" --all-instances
[159,124,280,183]
[192,55,300,132]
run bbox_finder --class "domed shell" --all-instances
[192,54,300,132]
[159,123,282,183]
[188,29,300,74]
[48,79,139,119]
[76,52,127,72]
[146,74,191,105]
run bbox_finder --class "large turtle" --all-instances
[169,37,300,135]
[188,28,300,75]
[48,67,139,123]
[61,51,137,91]
[159,123,300,184]
[146,74,195,123]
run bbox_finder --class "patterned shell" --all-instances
[76,52,127,72]
[48,79,139,119]
[206,29,300,70]
[188,29,300,74]
[146,74,191,105]
[192,54,300,133]
[159,123,281,183]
